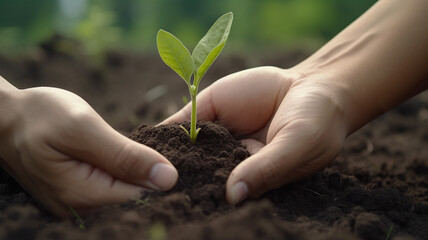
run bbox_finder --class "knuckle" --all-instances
[114,143,146,179]
[257,159,283,190]
[68,109,95,125]
[289,119,325,147]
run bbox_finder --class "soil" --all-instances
[0,36,427,240]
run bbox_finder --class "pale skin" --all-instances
[0,80,178,217]
[0,0,427,217]
[164,0,428,204]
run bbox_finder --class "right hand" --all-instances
[164,66,348,204]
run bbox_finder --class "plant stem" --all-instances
[189,85,198,144]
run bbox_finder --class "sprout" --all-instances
[157,12,233,144]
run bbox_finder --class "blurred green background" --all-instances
[0,0,375,56]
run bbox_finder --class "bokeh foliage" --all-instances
[0,0,375,55]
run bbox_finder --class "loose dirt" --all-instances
[0,36,427,239]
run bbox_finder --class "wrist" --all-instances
[288,66,352,137]
[292,63,362,138]
[292,0,428,136]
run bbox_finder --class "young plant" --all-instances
[157,12,233,144]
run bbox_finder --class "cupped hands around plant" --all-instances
[0,80,178,217]
[163,0,428,205]
[157,12,233,144]
[163,66,348,204]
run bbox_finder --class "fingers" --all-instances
[226,140,294,204]
[71,166,144,206]
[163,67,293,134]
[240,139,265,155]
[105,138,178,191]
[226,132,339,204]
[161,104,191,124]
[56,113,178,191]
[53,166,145,218]
[161,86,216,124]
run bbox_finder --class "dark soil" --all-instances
[0,36,427,239]
[130,121,249,216]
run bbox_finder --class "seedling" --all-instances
[157,12,233,144]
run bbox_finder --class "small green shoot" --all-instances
[69,206,86,230]
[157,12,233,144]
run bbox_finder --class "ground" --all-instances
[0,37,427,240]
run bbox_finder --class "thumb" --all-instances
[226,135,337,204]
[59,114,178,191]
[161,102,191,125]
[101,136,179,191]
[161,86,216,125]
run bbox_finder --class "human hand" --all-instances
[163,66,347,204]
[0,87,178,217]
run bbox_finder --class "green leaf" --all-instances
[192,12,233,85]
[157,29,193,84]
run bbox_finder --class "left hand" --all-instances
[0,86,178,217]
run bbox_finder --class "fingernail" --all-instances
[230,181,249,204]
[149,163,178,190]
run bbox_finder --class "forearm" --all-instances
[0,75,20,169]
[0,75,19,133]
[295,0,428,135]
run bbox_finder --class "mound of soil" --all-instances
[130,121,249,215]
[1,109,427,240]
[0,37,427,239]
